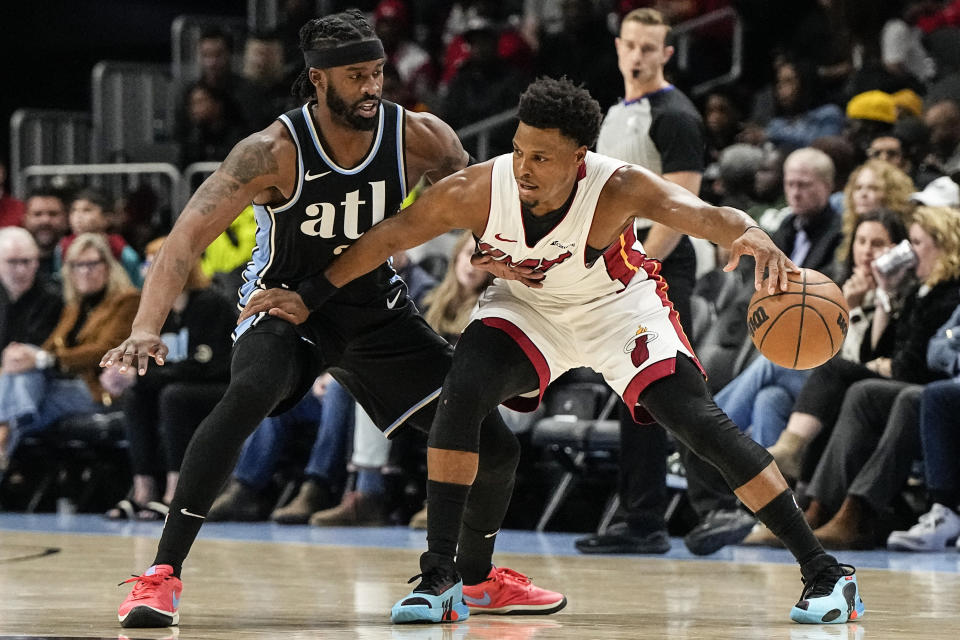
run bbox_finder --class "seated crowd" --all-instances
[1,0,960,559]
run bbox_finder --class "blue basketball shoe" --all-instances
[391,553,470,624]
[790,563,864,624]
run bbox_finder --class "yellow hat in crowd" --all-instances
[846,90,897,124]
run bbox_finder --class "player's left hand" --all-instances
[237,288,311,325]
[472,253,545,288]
[724,226,799,294]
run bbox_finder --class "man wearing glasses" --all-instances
[0,227,64,470]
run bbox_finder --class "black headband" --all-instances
[303,39,385,69]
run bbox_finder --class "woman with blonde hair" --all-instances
[0,233,139,475]
[102,236,236,519]
[837,159,915,261]
[422,231,493,343]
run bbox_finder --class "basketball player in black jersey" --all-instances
[104,10,564,628]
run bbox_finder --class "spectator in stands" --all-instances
[439,1,532,88]
[752,206,960,506]
[373,0,438,110]
[0,233,138,475]
[0,158,24,228]
[532,0,622,111]
[102,237,235,520]
[703,90,746,169]
[439,17,528,158]
[21,188,69,280]
[888,303,960,552]
[714,209,905,450]
[881,1,937,87]
[910,175,960,209]
[746,146,786,222]
[0,226,62,355]
[114,184,162,257]
[923,99,960,178]
[759,148,843,272]
[764,57,845,152]
[696,147,841,433]
[172,28,251,136]
[711,143,763,212]
[58,188,142,287]
[846,91,898,164]
[836,159,915,263]
[421,231,491,344]
[176,82,248,170]
[866,134,910,175]
[240,31,295,130]
[200,205,258,302]
[791,206,960,550]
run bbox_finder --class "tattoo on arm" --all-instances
[191,176,242,216]
[222,140,279,183]
[173,257,191,279]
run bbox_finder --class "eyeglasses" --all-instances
[3,258,38,268]
[68,259,106,272]
[867,148,902,160]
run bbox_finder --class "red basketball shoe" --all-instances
[118,564,182,628]
[462,566,566,615]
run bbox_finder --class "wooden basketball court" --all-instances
[1,515,958,639]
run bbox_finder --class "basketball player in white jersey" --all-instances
[241,77,865,626]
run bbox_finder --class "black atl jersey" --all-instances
[239,100,408,307]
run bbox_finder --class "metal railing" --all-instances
[20,163,182,227]
[456,108,518,161]
[10,109,92,198]
[91,61,174,163]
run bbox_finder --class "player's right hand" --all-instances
[100,330,168,376]
[471,253,545,288]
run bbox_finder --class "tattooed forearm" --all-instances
[222,139,279,183]
[191,175,242,216]
[173,257,191,279]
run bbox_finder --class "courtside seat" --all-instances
[3,411,129,513]
[530,380,619,531]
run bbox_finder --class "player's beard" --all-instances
[326,85,380,131]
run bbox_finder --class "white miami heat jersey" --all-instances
[476,151,648,304]
[471,151,700,418]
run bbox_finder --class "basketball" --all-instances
[746,268,849,370]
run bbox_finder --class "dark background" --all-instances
[1,0,246,162]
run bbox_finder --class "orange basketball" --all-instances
[746,268,849,370]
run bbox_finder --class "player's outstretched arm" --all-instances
[328,165,489,284]
[238,163,492,321]
[101,126,291,374]
[604,165,798,293]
